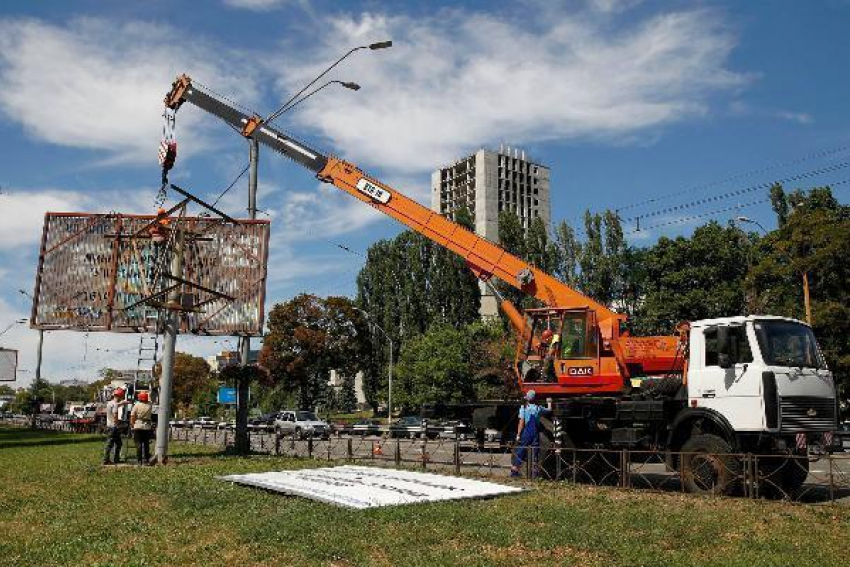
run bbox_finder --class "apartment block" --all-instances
[431,146,551,317]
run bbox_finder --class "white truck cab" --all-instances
[687,315,837,450]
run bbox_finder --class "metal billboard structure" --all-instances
[0,349,17,382]
[31,206,270,336]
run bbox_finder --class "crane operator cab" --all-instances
[519,308,600,388]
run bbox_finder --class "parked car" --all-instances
[274,410,330,439]
[390,416,440,439]
[193,416,218,429]
[249,412,278,430]
[349,419,383,437]
[217,420,235,431]
[437,420,472,440]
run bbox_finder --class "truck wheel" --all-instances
[680,434,740,495]
[758,456,809,499]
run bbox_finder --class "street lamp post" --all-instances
[264,41,392,127]
[355,308,394,426]
[0,319,27,339]
[736,216,812,325]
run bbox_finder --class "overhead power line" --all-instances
[626,177,850,234]
[622,160,850,223]
[616,143,850,214]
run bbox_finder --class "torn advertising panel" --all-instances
[217,465,525,509]
[0,349,17,382]
[31,213,270,335]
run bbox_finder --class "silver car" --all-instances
[274,410,329,439]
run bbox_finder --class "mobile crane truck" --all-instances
[163,75,838,496]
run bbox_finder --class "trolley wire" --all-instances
[622,160,850,223]
[615,143,850,214]
[626,177,850,234]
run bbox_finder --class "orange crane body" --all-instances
[164,76,681,397]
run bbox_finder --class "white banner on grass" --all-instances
[217,465,525,509]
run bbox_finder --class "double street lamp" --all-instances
[0,319,27,339]
[736,216,812,325]
[354,308,394,426]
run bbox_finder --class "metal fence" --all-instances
[167,427,850,504]
[4,417,848,503]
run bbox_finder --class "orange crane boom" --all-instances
[164,75,681,396]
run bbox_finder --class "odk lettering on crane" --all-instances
[563,365,594,377]
[356,178,391,204]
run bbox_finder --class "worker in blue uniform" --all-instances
[510,390,544,477]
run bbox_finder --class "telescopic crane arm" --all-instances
[164,75,623,330]
[165,75,680,396]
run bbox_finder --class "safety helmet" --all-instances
[137,391,149,402]
[540,329,553,342]
[114,388,125,398]
[525,390,536,401]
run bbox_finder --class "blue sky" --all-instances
[1,0,848,384]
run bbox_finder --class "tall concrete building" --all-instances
[431,146,551,317]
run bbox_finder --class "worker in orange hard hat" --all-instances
[130,391,154,465]
[540,328,560,382]
[103,387,130,465]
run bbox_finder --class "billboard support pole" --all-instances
[235,137,259,455]
[35,330,43,382]
[154,226,184,464]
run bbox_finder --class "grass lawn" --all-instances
[1,426,848,567]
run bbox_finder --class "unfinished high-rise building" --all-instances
[431,146,551,317]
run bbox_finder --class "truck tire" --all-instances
[680,434,740,495]
[758,456,809,499]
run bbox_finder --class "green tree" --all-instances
[356,211,480,412]
[337,375,358,413]
[156,353,212,417]
[746,185,850,393]
[553,219,581,286]
[261,294,370,410]
[579,211,605,302]
[394,324,475,412]
[635,221,752,335]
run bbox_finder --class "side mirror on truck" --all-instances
[716,326,732,369]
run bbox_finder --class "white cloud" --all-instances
[777,111,813,125]
[0,187,155,251]
[222,0,290,10]
[273,8,745,174]
[0,17,259,165]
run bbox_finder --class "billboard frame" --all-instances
[31,209,270,336]
[0,348,18,382]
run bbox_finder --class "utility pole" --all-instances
[235,137,259,455]
[17,290,44,384]
[736,216,812,325]
[35,330,43,382]
[154,224,184,464]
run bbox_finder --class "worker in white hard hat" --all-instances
[510,390,544,477]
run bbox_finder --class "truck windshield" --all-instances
[297,411,318,421]
[754,320,826,369]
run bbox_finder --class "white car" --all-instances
[274,410,330,439]
[193,416,218,429]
